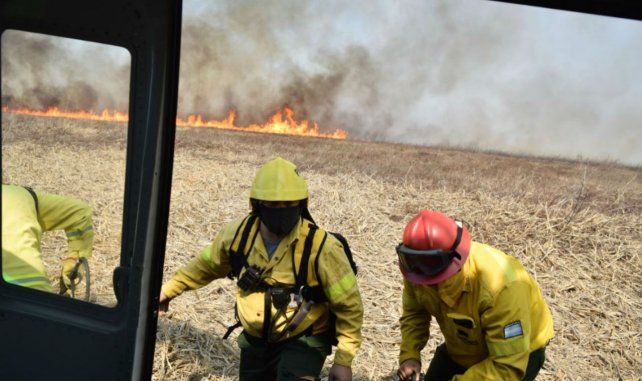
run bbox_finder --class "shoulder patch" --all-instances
[504,321,523,338]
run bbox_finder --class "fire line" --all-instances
[1,105,347,140]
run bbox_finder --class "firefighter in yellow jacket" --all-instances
[159,157,363,381]
[396,210,554,381]
[2,184,94,293]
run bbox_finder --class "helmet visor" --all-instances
[396,244,455,277]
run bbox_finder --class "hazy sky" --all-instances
[2,0,641,165]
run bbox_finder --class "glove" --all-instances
[61,257,82,291]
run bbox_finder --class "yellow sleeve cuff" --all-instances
[161,280,186,299]
[334,349,355,367]
[68,237,93,258]
[399,352,422,366]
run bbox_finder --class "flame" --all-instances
[2,105,347,139]
[1,105,129,122]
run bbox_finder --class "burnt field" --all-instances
[2,113,641,380]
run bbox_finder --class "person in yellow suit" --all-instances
[396,210,554,381]
[2,184,94,294]
[159,157,363,381]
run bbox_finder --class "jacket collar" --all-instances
[437,255,472,307]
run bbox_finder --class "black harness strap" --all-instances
[229,214,259,279]
[309,232,329,302]
[329,232,358,275]
[23,186,39,215]
[237,214,258,254]
[224,214,260,339]
[247,223,261,258]
[231,215,250,245]
[224,217,342,341]
[223,321,242,339]
[239,223,261,277]
[295,224,318,288]
[293,225,329,303]
[313,232,328,284]
[262,288,272,339]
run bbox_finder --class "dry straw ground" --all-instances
[2,113,641,380]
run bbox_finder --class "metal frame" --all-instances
[0,1,181,379]
[490,0,642,20]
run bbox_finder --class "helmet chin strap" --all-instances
[250,198,260,214]
[300,201,315,225]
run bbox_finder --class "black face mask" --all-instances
[258,205,301,236]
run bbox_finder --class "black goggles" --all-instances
[396,220,464,277]
[396,245,460,276]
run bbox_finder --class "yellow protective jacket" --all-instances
[399,242,554,380]
[162,216,363,366]
[2,184,94,291]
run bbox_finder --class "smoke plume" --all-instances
[2,0,641,165]
[1,31,130,111]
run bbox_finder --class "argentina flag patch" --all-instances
[504,321,523,338]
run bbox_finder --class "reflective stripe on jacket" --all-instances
[162,217,363,366]
[399,242,554,380]
[2,184,94,291]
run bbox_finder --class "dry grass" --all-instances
[2,113,641,380]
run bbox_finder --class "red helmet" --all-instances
[397,210,471,285]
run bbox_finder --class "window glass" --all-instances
[154,2,641,380]
[1,29,130,307]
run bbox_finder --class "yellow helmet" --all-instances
[250,157,308,201]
